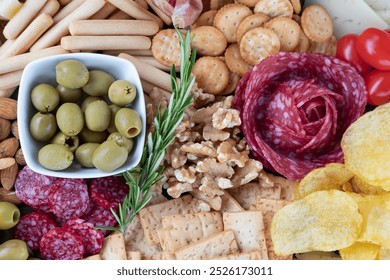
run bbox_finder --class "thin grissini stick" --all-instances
[90,2,117,20]
[61,35,152,51]
[0,46,68,75]
[134,0,148,10]
[69,20,159,36]
[0,70,23,91]
[37,0,60,17]
[141,79,155,95]
[0,87,17,98]
[119,53,172,92]
[135,56,179,72]
[7,13,54,56]
[108,9,133,20]
[58,0,71,5]
[108,0,163,29]
[0,40,15,59]
[144,0,172,26]
[103,49,153,56]
[30,0,106,51]
[53,0,85,23]
[3,0,48,40]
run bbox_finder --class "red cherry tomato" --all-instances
[364,70,390,106]
[356,28,390,71]
[336,34,372,76]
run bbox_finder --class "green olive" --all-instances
[75,143,100,168]
[51,132,79,152]
[56,59,89,89]
[0,239,29,260]
[29,112,57,142]
[31,83,60,113]
[79,127,108,143]
[92,140,128,172]
[115,108,142,138]
[56,103,84,136]
[85,100,110,132]
[108,80,137,106]
[107,104,121,133]
[0,202,20,230]
[82,70,115,96]
[38,143,74,170]
[56,84,82,103]
[81,96,103,112]
[107,132,134,154]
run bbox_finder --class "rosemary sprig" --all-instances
[102,29,196,235]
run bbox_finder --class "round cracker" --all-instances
[301,4,333,43]
[192,56,230,95]
[264,17,301,52]
[293,27,310,53]
[191,26,227,56]
[308,35,337,56]
[210,0,235,10]
[235,0,260,8]
[254,0,293,18]
[224,43,253,76]
[192,10,218,28]
[213,3,253,43]
[289,0,301,14]
[236,13,270,43]
[151,29,182,67]
[222,71,241,94]
[239,27,280,66]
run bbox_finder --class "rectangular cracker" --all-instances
[158,212,223,254]
[99,231,127,260]
[212,251,263,260]
[174,230,239,260]
[138,194,205,245]
[228,182,281,209]
[267,173,295,201]
[83,254,101,260]
[220,190,245,213]
[222,211,268,259]
[126,250,142,260]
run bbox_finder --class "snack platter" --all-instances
[0,0,389,261]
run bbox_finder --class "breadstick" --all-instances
[144,0,172,26]
[119,53,172,92]
[0,46,68,75]
[30,0,106,51]
[7,13,54,56]
[3,0,48,40]
[134,0,148,10]
[0,40,15,59]
[61,35,151,51]
[58,0,71,5]
[0,87,17,98]
[69,20,159,36]
[103,49,153,56]
[53,0,85,23]
[38,0,60,17]
[108,0,163,29]
[0,70,23,91]
[90,2,117,20]
[135,56,179,72]
[108,9,132,20]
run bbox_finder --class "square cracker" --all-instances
[138,194,205,245]
[219,190,245,213]
[212,250,263,260]
[126,250,142,260]
[83,254,101,260]
[223,211,268,259]
[267,173,295,201]
[99,231,127,260]
[175,230,239,260]
[158,212,223,254]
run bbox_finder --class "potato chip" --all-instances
[339,242,380,260]
[295,163,354,199]
[341,109,390,190]
[351,175,387,195]
[294,251,341,260]
[271,190,362,256]
[377,246,390,260]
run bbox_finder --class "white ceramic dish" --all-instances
[18,53,146,178]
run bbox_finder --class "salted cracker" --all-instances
[236,13,270,43]
[151,28,182,67]
[220,190,245,213]
[235,0,260,8]
[239,27,280,66]
[222,70,241,95]
[210,0,235,10]
[126,250,142,260]
[212,251,263,260]
[289,0,301,14]
[99,231,127,260]
[254,0,293,18]
[293,27,310,53]
[308,35,337,56]
[264,17,301,52]
[224,43,252,76]
[213,3,252,43]
[301,4,333,43]
[267,173,295,201]
[190,26,227,56]
[192,10,218,28]
[174,230,239,260]
[83,254,101,260]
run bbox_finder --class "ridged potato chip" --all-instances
[339,242,380,260]
[271,190,362,256]
[341,109,390,190]
[295,163,354,199]
[351,175,387,195]
[378,246,390,260]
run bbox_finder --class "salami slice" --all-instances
[14,166,57,209]
[64,218,104,256]
[39,228,84,260]
[15,212,57,251]
[234,52,367,181]
[82,200,118,236]
[48,178,89,220]
[90,176,128,210]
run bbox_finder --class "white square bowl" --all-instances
[18,53,146,178]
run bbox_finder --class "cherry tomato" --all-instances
[336,34,372,76]
[364,70,390,106]
[356,28,390,71]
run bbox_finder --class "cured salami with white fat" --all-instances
[90,176,128,210]
[234,52,367,181]
[82,200,118,236]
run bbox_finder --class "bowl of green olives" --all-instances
[18,53,146,178]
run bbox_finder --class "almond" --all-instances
[0,187,21,204]
[0,157,16,170]
[0,161,18,190]
[11,120,18,139]
[0,137,19,158]
[15,148,26,166]
[0,97,17,120]
[0,118,11,141]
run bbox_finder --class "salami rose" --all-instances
[234,52,367,181]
